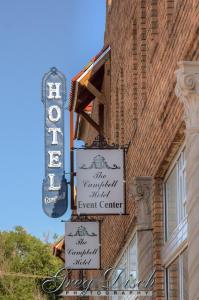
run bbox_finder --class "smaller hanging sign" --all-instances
[65,221,101,270]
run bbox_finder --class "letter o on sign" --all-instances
[48,105,61,122]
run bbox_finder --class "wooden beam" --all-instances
[81,111,100,133]
[84,80,106,105]
[99,104,104,135]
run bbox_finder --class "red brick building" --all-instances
[62,1,199,299]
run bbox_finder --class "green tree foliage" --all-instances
[0,226,63,300]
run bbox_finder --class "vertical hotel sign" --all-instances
[42,67,67,218]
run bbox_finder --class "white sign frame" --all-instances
[76,149,126,215]
[65,221,101,270]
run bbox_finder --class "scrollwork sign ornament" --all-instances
[175,61,199,132]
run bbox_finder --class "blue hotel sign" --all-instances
[42,67,68,218]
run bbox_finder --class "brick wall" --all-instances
[78,0,199,298]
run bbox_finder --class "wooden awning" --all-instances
[74,103,93,139]
[69,45,110,113]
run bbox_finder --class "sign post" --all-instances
[42,67,68,218]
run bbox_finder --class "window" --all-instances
[109,235,137,300]
[164,146,186,240]
[163,146,188,299]
[166,249,188,300]
[129,238,137,280]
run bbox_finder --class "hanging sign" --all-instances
[76,149,125,215]
[65,221,101,269]
[42,67,68,218]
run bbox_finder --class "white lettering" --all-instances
[48,105,61,122]
[48,151,62,168]
[48,128,62,145]
[48,173,61,191]
[47,82,61,99]
[44,193,65,204]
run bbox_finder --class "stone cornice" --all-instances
[175,61,199,131]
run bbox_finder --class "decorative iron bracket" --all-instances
[62,215,104,223]
[73,135,130,151]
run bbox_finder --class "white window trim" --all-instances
[163,142,187,239]
[107,228,138,280]
[162,217,187,267]
[162,142,187,266]
[165,248,188,300]
[108,229,138,300]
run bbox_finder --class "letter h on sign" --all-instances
[42,67,68,218]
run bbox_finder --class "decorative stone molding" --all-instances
[175,61,199,131]
[129,176,152,229]
[175,61,199,300]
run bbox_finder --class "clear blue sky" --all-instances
[0,0,106,240]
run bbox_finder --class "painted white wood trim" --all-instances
[162,217,188,267]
